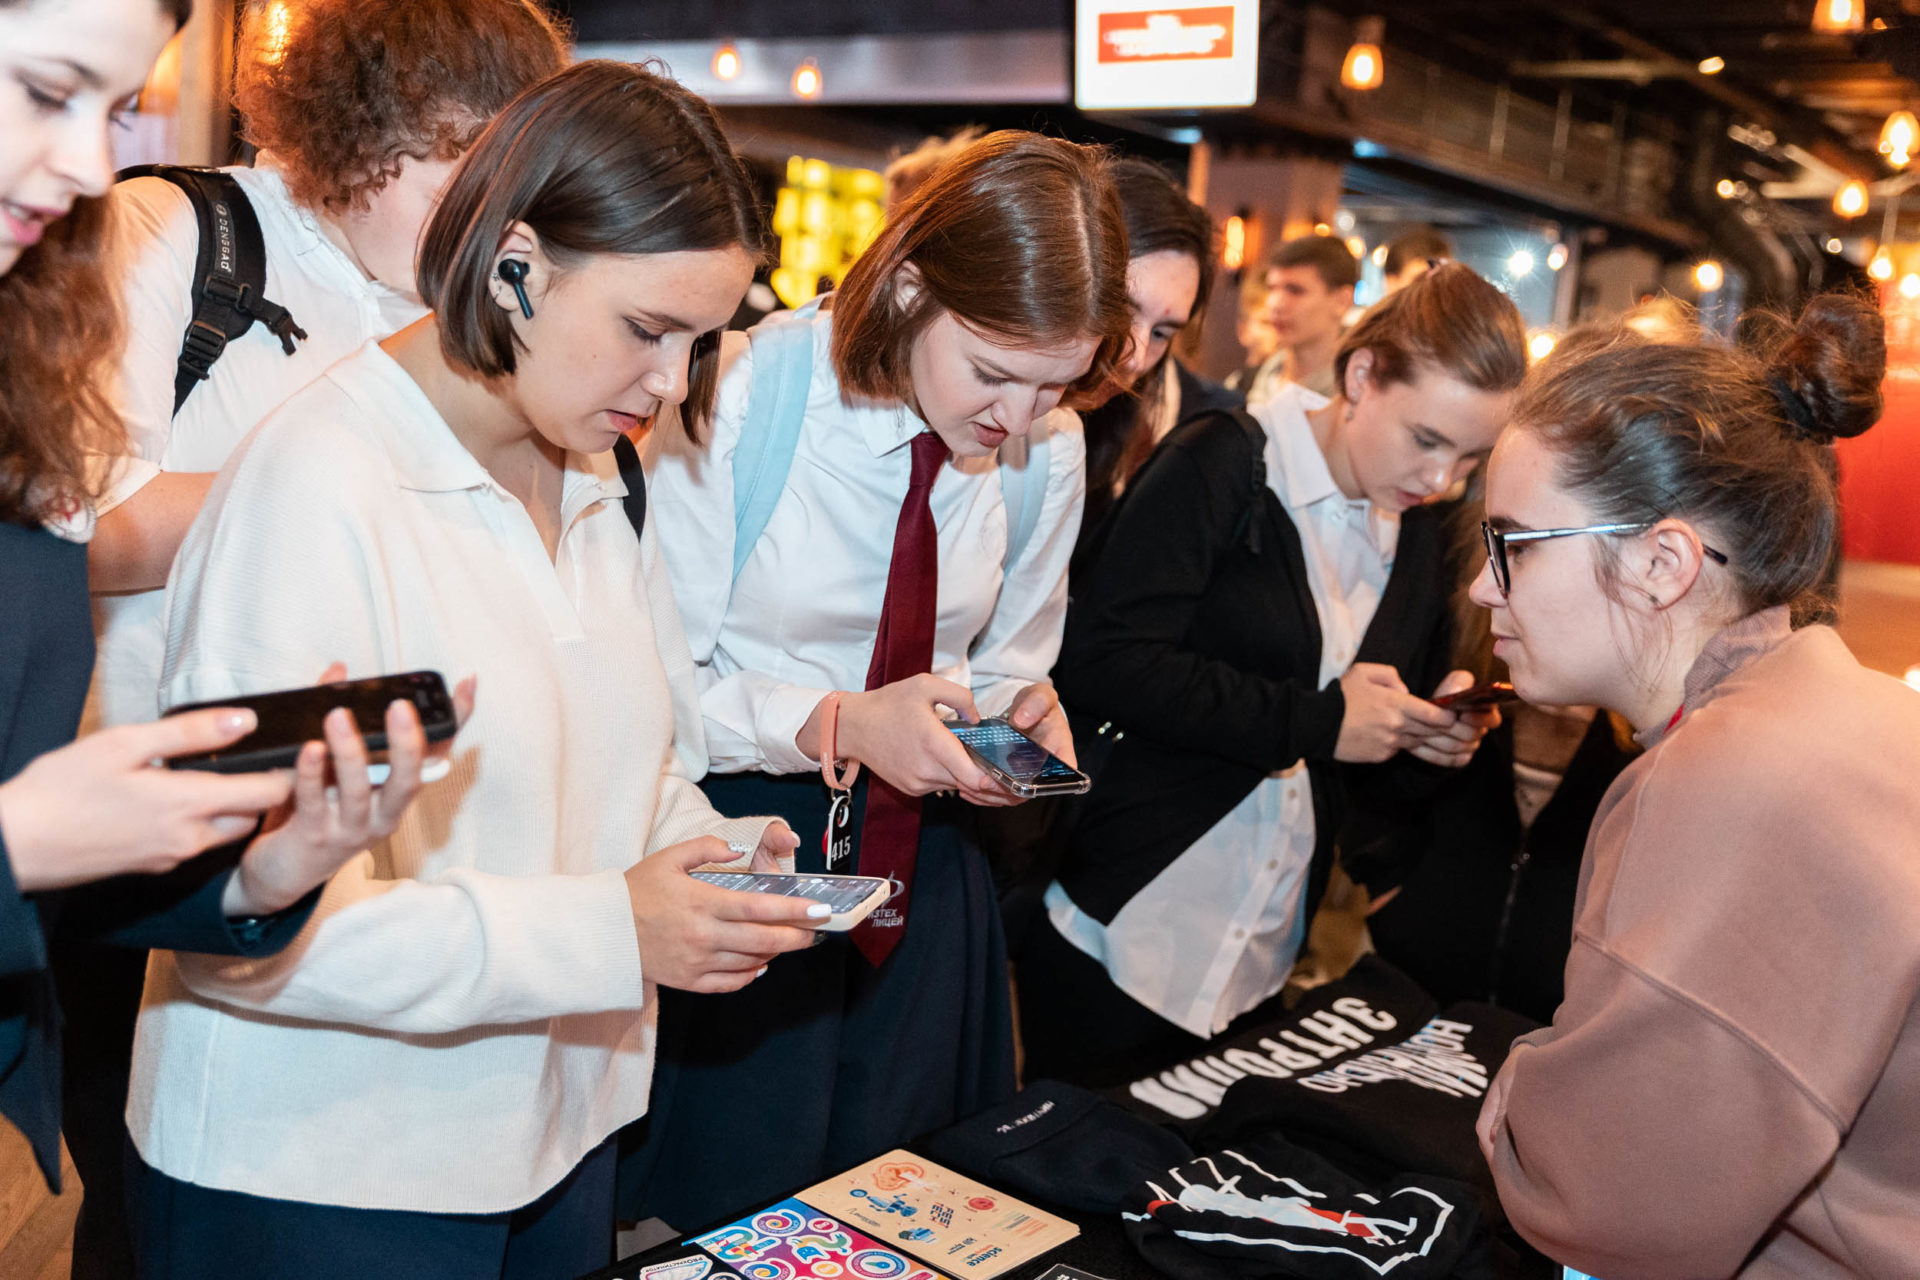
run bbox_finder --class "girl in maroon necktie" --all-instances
[631,130,1132,1227]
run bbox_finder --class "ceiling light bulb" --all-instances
[712,43,741,81]
[1546,244,1569,271]
[1812,0,1864,34]
[1870,251,1895,281]
[1694,259,1724,292]
[1834,180,1869,218]
[1697,57,1725,76]
[1528,332,1557,360]
[1881,111,1918,169]
[791,58,822,99]
[1900,272,1920,299]
[1508,249,1535,277]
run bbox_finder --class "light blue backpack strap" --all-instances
[730,299,822,581]
[997,418,1053,569]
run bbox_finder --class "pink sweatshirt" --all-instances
[1484,608,1920,1278]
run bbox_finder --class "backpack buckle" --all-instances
[180,318,227,375]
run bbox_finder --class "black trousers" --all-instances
[50,935,147,1280]
[127,1137,616,1280]
[616,772,1016,1230]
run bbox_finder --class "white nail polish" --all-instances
[807,903,832,919]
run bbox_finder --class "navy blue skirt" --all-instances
[616,772,1016,1229]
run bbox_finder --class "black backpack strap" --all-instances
[120,165,309,416]
[613,433,647,543]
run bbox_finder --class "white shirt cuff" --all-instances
[755,683,835,776]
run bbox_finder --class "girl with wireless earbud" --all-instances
[125,62,825,1278]
[626,129,1130,1230]
[1472,294,1920,1277]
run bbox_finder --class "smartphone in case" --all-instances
[1430,680,1519,710]
[164,670,458,775]
[947,716,1091,798]
[689,871,892,931]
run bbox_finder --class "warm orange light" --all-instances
[1812,0,1864,33]
[1693,259,1724,292]
[1222,216,1246,271]
[252,0,293,66]
[1546,243,1569,271]
[1835,180,1870,218]
[1528,332,1557,361]
[791,59,822,99]
[1881,111,1918,169]
[1344,235,1367,261]
[1869,250,1895,281]
[1313,222,1332,237]
[1341,43,1384,91]
[712,43,741,81]
[1697,57,1725,76]
[1900,272,1920,299]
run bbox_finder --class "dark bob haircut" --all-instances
[416,60,764,438]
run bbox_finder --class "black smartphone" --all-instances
[164,671,458,774]
[1430,680,1519,710]
[947,717,1091,798]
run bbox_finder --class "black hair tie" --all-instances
[1768,374,1826,442]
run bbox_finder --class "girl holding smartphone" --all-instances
[131,62,820,1278]
[1023,264,1526,1080]
[630,130,1130,1228]
[0,0,435,1217]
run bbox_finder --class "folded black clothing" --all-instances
[1107,956,1442,1136]
[921,1079,1195,1215]
[1191,1002,1540,1216]
[1122,1134,1488,1280]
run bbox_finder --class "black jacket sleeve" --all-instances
[1056,414,1345,774]
[59,834,318,958]
[0,828,47,978]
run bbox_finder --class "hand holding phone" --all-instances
[626,838,824,993]
[689,871,890,931]
[1429,680,1518,710]
[947,717,1091,799]
[211,667,476,918]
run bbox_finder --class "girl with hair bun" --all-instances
[1471,293,1920,1276]
[1023,262,1527,1079]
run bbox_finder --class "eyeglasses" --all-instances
[1480,520,1729,596]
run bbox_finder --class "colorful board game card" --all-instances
[694,1198,948,1280]
[797,1152,1079,1279]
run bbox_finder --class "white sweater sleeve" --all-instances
[158,408,651,1031]
[968,408,1086,716]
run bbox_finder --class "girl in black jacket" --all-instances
[1022,264,1529,1080]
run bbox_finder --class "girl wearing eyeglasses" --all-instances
[1471,294,1920,1277]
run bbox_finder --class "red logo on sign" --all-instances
[1097,7,1236,63]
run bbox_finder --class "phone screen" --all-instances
[948,719,1084,787]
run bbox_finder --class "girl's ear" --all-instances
[1342,347,1375,405]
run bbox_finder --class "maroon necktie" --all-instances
[851,430,948,966]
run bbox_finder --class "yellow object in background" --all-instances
[769,156,887,310]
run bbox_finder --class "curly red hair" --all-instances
[0,198,122,526]
[232,0,569,212]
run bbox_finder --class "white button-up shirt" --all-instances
[89,157,427,730]
[132,342,768,1214]
[644,309,1086,775]
[1047,384,1398,1038]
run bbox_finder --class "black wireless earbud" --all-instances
[497,259,534,319]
